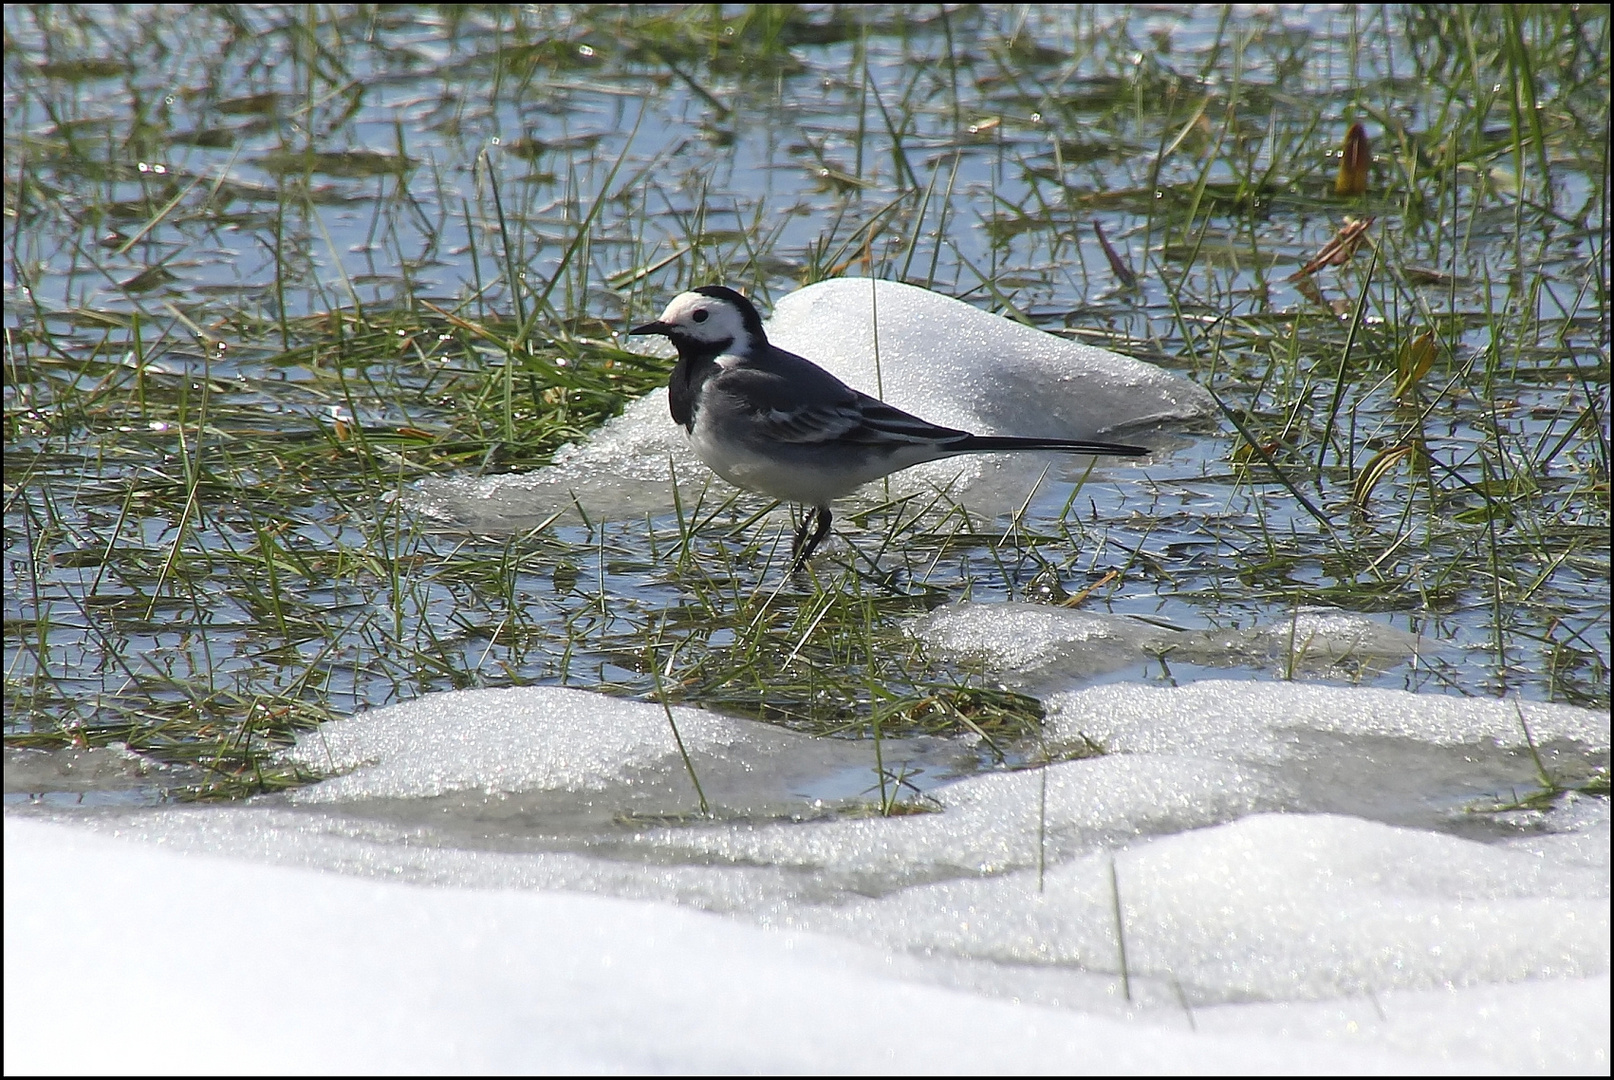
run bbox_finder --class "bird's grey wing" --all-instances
[714,367,866,444]
[715,366,968,448]
[841,394,969,445]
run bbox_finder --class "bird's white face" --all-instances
[653,291,753,355]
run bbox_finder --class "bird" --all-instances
[629,285,1150,571]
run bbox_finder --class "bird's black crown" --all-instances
[692,284,767,344]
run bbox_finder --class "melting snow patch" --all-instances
[7,675,1610,1071]
[284,686,756,802]
[913,601,1427,687]
[765,277,1213,438]
[634,753,1265,880]
[1044,680,1610,764]
[778,813,1608,1004]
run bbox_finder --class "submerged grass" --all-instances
[4,5,1609,802]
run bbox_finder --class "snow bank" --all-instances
[5,816,1505,1074]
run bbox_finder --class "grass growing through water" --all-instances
[4,5,1608,802]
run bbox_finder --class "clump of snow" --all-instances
[913,602,1156,675]
[410,277,1210,530]
[767,277,1213,438]
[284,686,757,802]
[1044,680,1609,764]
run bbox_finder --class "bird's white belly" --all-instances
[687,423,906,506]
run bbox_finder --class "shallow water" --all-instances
[3,5,1608,807]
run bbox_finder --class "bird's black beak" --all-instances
[629,320,669,337]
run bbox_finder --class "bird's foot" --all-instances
[789,506,833,572]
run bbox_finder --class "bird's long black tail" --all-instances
[946,434,1150,457]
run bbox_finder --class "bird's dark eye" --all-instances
[692,309,709,323]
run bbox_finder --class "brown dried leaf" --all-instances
[1351,443,1420,508]
[1335,122,1370,196]
[1287,216,1374,281]
[1092,220,1137,287]
[1395,330,1438,399]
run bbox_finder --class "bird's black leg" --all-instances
[790,506,833,571]
[790,511,814,567]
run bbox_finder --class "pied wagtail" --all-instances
[630,285,1150,570]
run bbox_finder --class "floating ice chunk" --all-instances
[1231,607,1425,662]
[912,601,1164,678]
[1044,679,1610,764]
[1168,607,1428,676]
[3,743,194,794]
[410,277,1211,529]
[283,686,758,803]
[913,601,1427,686]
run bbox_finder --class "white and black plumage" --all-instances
[630,285,1150,570]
